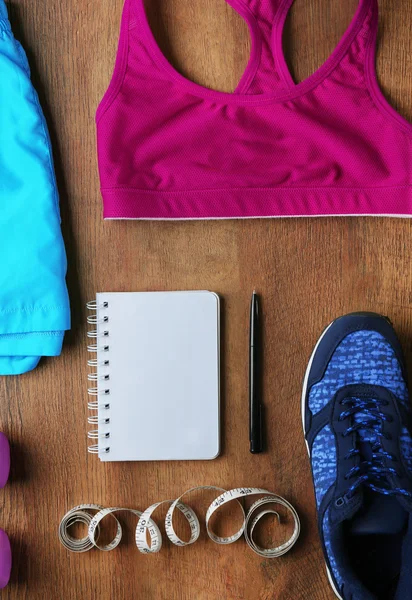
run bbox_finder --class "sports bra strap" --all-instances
[272,0,376,88]
[226,0,290,94]
[119,0,377,100]
[234,0,281,21]
[227,0,376,94]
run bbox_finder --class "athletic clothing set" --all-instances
[2,0,412,596]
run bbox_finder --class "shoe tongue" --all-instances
[348,488,408,535]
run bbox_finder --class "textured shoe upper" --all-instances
[305,315,412,600]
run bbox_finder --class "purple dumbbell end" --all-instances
[0,529,11,588]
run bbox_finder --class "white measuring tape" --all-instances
[59,487,300,558]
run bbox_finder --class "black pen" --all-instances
[249,291,263,454]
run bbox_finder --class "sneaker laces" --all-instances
[339,397,412,500]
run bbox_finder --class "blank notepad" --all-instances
[87,291,220,461]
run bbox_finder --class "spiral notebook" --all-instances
[87,291,220,461]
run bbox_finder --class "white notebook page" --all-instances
[96,291,220,461]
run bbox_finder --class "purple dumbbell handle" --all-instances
[0,433,11,588]
[0,432,10,489]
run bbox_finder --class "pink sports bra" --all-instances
[96,0,412,220]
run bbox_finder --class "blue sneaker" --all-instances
[302,313,412,600]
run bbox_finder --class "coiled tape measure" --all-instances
[59,486,300,558]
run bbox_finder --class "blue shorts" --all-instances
[0,2,70,375]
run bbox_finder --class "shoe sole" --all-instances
[301,318,343,600]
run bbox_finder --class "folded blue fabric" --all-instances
[0,2,70,375]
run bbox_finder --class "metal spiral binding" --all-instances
[87,300,111,455]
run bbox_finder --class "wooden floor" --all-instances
[1,0,412,598]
